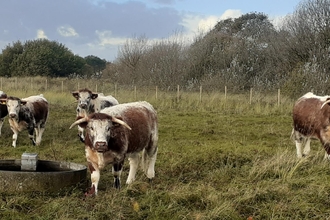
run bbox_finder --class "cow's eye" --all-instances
[89,127,94,131]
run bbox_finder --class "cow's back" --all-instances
[293,97,329,136]
[24,96,49,123]
[31,100,48,123]
[102,102,157,153]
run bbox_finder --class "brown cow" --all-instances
[0,95,48,147]
[292,92,330,158]
[69,101,158,195]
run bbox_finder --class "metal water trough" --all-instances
[0,153,87,193]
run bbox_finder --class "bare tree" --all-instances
[281,0,330,96]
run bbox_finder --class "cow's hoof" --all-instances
[84,186,96,197]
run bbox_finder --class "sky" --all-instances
[0,0,302,62]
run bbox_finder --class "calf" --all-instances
[72,88,119,142]
[69,101,158,195]
[0,91,8,135]
[292,92,330,159]
[0,95,48,147]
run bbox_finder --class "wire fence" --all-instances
[0,77,293,108]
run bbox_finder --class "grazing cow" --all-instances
[0,91,8,135]
[69,101,158,196]
[292,92,330,159]
[0,95,48,147]
[71,88,119,142]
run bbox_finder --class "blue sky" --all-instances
[0,0,302,61]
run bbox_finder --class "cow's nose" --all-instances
[80,104,87,109]
[9,113,16,118]
[95,142,107,152]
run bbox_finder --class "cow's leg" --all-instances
[320,129,330,160]
[0,117,4,136]
[86,162,100,196]
[143,147,158,180]
[11,128,18,148]
[112,162,123,189]
[35,123,46,146]
[28,126,36,146]
[302,138,311,157]
[322,142,330,160]
[293,131,305,158]
[34,126,40,145]
[126,153,140,184]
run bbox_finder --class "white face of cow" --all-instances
[87,119,112,153]
[77,92,98,110]
[7,99,21,119]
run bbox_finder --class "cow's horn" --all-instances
[112,117,132,130]
[69,117,88,129]
[321,100,330,109]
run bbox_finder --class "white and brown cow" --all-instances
[292,92,330,159]
[0,91,8,135]
[72,88,119,142]
[69,101,158,196]
[0,95,48,147]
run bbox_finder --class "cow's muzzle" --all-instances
[79,103,87,109]
[9,113,17,118]
[95,142,108,153]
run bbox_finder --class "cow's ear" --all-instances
[69,116,88,129]
[0,99,6,105]
[79,121,88,129]
[76,116,88,128]
[21,100,27,105]
[91,93,98,100]
[72,92,79,100]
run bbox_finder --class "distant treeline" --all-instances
[0,39,107,78]
[1,0,329,98]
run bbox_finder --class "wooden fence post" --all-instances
[250,88,253,104]
[177,85,180,103]
[225,86,227,101]
[115,84,117,97]
[278,89,281,106]
[199,86,202,103]
[134,86,137,100]
[155,86,158,100]
[61,81,64,93]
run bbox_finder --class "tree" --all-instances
[281,0,330,96]
[0,41,24,77]
[0,39,85,77]
[186,12,280,91]
[84,55,106,77]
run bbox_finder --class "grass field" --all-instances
[0,85,329,220]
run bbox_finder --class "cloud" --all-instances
[36,29,47,39]
[95,30,126,46]
[180,9,243,40]
[220,9,242,20]
[57,26,79,37]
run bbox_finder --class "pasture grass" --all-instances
[0,83,329,219]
